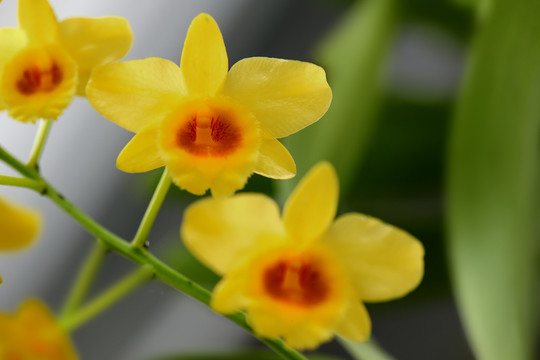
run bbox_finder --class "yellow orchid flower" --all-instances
[0,195,41,251]
[87,13,332,197]
[0,195,41,284]
[0,0,133,123]
[0,299,78,359]
[181,162,424,350]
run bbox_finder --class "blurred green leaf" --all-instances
[451,0,491,20]
[278,0,397,201]
[447,0,540,359]
[153,349,342,360]
[338,338,395,360]
[399,0,473,40]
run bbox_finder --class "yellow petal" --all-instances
[167,161,254,197]
[335,301,371,343]
[324,213,424,302]
[211,265,251,314]
[15,299,78,360]
[0,28,27,68]
[181,194,285,275]
[59,16,133,96]
[169,168,212,196]
[87,58,188,132]
[18,0,59,45]
[283,161,338,243]
[249,302,335,350]
[281,324,334,351]
[0,196,41,251]
[116,122,164,173]
[253,136,296,179]
[0,28,27,111]
[210,170,251,198]
[180,13,228,96]
[0,44,77,123]
[223,57,332,138]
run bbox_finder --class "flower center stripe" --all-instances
[176,112,241,157]
[17,63,63,95]
[263,257,329,306]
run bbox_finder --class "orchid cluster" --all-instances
[0,1,424,359]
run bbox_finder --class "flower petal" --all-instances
[0,28,27,67]
[335,301,371,343]
[116,122,164,173]
[324,213,424,302]
[253,136,296,179]
[18,0,59,45]
[59,16,133,95]
[180,13,228,96]
[0,196,41,251]
[181,194,285,275]
[283,161,338,243]
[1,44,77,123]
[249,302,335,350]
[13,299,78,359]
[223,57,332,138]
[87,58,187,132]
[211,264,251,314]
[0,28,27,111]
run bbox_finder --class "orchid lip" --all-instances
[263,255,330,307]
[17,62,63,95]
[176,111,242,157]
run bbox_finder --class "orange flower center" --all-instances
[263,258,329,306]
[16,63,63,95]
[175,108,242,157]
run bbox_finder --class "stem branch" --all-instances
[0,146,40,179]
[60,265,154,332]
[60,240,109,318]
[27,119,53,169]
[131,169,171,248]
[0,175,45,192]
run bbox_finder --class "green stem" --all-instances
[27,119,53,169]
[60,240,109,318]
[60,265,154,332]
[131,169,172,248]
[0,175,45,192]
[0,147,305,360]
[0,145,40,179]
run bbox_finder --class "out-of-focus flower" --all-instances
[181,162,424,349]
[0,0,132,123]
[0,195,41,284]
[0,299,78,359]
[0,195,41,251]
[87,13,331,197]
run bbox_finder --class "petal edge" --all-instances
[224,57,332,138]
[253,137,296,180]
[59,16,134,96]
[87,58,187,132]
[180,13,228,96]
[116,122,164,173]
[181,194,285,275]
[283,161,338,243]
[324,213,424,302]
